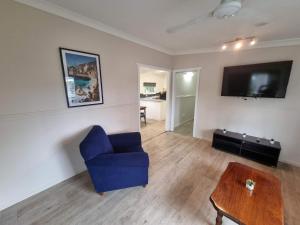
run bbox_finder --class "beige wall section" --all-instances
[0,0,171,210]
[173,46,300,166]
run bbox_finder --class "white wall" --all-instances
[140,71,167,94]
[0,0,171,211]
[174,71,197,127]
[173,46,300,166]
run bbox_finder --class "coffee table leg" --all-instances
[216,211,223,225]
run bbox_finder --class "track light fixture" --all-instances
[221,37,257,51]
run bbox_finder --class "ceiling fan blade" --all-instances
[166,15,207,34]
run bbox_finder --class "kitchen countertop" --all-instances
[140,98,166,102]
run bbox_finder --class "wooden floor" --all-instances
[174,120,194,137]
[140,119,165,142]
[1,132,300,225]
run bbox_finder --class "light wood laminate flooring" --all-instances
[1,131,299,225]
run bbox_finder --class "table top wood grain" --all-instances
[210,162,284,225]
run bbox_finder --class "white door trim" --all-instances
[137,63,172,132]
[171,67,202,138]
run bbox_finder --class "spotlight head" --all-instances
[234,42,243,50]
[250,39,256,46]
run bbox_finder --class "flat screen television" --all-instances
[221,61,293,98]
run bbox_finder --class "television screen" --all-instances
[221,61,293,98]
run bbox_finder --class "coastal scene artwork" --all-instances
[60,48,103,107]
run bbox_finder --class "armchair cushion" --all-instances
[80,126,113,161]
[113,145,144,153]
[86,152,149,168]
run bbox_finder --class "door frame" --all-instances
[171,67,201,138]
[137,63,172,132]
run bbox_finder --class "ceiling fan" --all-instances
[166,0,243,34]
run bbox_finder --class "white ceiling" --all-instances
[19,0,300,54]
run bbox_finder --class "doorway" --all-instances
[171,68,201,137]
[137,64,171,141]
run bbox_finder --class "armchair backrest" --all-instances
[80,126,113,161]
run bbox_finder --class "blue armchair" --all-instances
[80,126,149,194]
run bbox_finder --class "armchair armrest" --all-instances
[108,132,141,148]
[86,152,149,168]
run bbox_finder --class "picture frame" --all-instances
[59,48,104,107]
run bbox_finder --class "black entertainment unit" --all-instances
[212,129,281,167]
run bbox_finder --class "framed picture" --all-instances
[59,48,104,107]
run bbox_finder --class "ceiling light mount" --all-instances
[221,37,257,51]
[212,0,242,19]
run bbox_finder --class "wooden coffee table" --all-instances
[210,162,283,225]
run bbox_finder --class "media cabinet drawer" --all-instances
[241,149,278,166]
[213,138,241,155]
[242,142,280,158]
[214,134,242,145]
